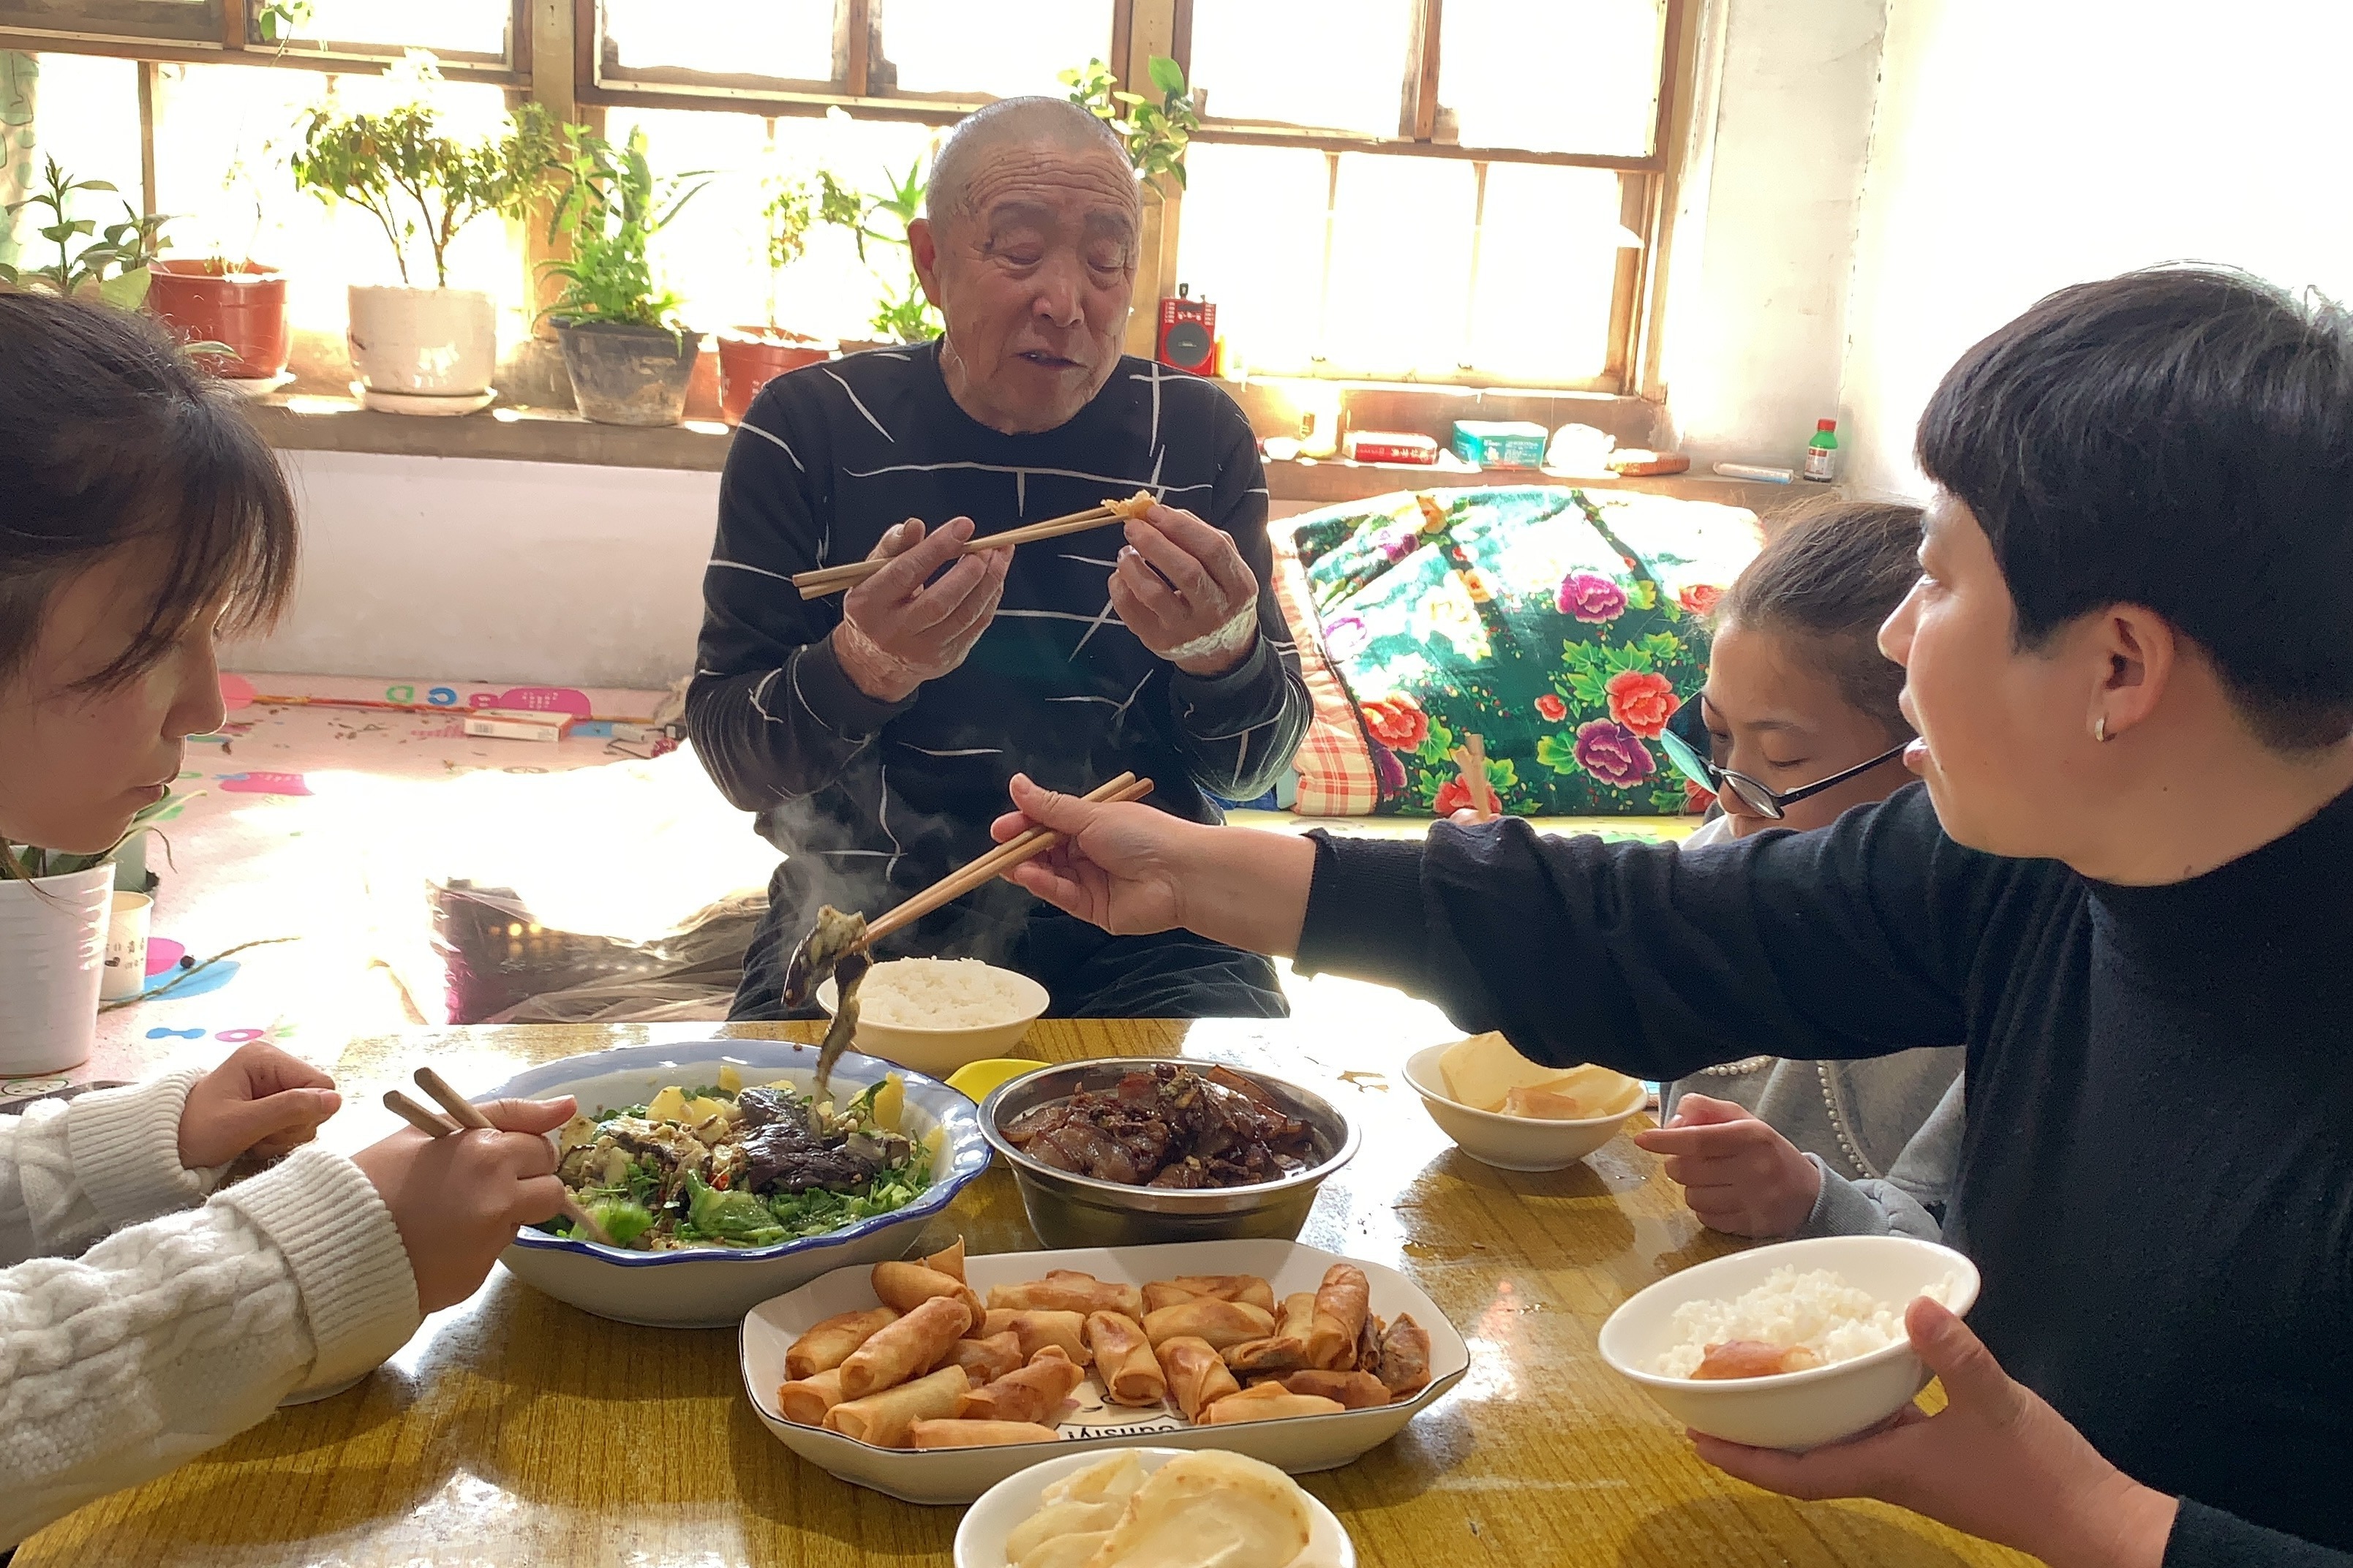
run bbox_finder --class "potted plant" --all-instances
[818,159,941,353]
[291,53,560,413]
[0,155,173,308]
[1062,54,1202,199]
[146,119,297,391]
[716,171,829,424]
[540,124,712,426]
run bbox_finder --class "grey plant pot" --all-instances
[552,318,701,426]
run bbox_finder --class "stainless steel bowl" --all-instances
[978,1058,1361,1248]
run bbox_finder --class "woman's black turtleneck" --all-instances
[1298,781,2353,1565]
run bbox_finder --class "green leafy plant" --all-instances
[755,173,813,331]
[256,0,312,52]
[539,124,711,329]
[1061,53,1200,196]
[817,159,941,342]
[2,791,196,882]
[291,53,564,288]
[0,157,175,308]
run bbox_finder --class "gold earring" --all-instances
[2094,715,2108,744]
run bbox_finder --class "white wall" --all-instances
[233,451,719,689]
[1838,0,2353,495]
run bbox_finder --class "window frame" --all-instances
[0,0,532,85]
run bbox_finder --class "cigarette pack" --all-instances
[462,709,572,742]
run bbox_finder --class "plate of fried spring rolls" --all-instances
[739,1237,1467,1504]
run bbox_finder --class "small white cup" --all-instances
[102,892,152,1000]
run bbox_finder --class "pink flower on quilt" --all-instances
[1369,742,1407,795]
[1535,693,1568,723]
[1557,572,1627,623]
[1573,720,1656,789]
[1323,614,1370,660]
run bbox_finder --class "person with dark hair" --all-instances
[0,294,579,1548]
[979,267,2353,1566]
[687,95,1309,1022]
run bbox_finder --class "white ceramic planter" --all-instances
[0,863,113,1075]
[346,284,497,400]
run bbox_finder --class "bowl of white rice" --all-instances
[816,957,1051,1077]
[1597,1235,1980,1451]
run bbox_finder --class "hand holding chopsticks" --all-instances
[388,1068,614,1246]
[791,492,1157,600]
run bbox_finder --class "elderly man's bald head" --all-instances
[925,97,1137,228]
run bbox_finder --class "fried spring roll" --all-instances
[1307,1264,1371,1370]
[908,1418,1062,1450]
[1140,1297,1276,1352]
[1225,1292,1317,1373]
[935,1329,1025,1386]
[822,1364,970,1447]
[1200,1382,1347,1426]
[982,1307,1093,1365]
[872,1261,986,1326]
[1085,1310,1167,1406]
[925,1237,967,1281]
[1268,1368,1393,1409]
[839,1294,973,1400]
[784,1306,900,1381]
[1154,1273,1277,1313]
[1155,1334,1241,1421]
[776,1366,846,1426]
[1377,1313,1433,1398]
[985,1270,1145,1320]
[1354,1310,1385,1373]
[957,1349,1089,1425]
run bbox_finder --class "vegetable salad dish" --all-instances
[545,1066,941,1251]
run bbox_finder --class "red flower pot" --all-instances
[144,259,289,381]
[718,328,832,424]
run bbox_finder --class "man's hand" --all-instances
[1109,504,1261,677]
[1631,1093,1822,1237]
[178,1041,342,1170]
[1695,1298,2178,1568]
[350,1095,576,1313]
[833,517,1013,702]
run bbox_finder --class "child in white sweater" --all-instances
[0,294,576,1549]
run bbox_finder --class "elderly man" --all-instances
[688,97,1311,1020]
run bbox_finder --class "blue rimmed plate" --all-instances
[485,1039,990,1328]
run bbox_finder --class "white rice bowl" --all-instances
[818,958,1051,1078]
[1655,1264,1962,1378]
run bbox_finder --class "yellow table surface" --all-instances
[18,1019,2027,1568]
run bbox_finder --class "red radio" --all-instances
[1156,284,1218,377]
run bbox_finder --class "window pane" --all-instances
[1322,152,1477,375]
[1175,143,1330,374]
[298,0,512,59]
[1190,0,1418,135]
[1464,163,1623,382]
[7,53,141,268]
[602,0,837,83]
[881,0,1110,98]
[0,0,218,47]
[1442,0,1667,157]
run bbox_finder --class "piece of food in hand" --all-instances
[958,1349,1088,1425]
[785,1306,901,1380]
[781,903,871,1093]
[983,1308,1093,1365]
[1200,1382,1347,1426]
[1036,1450,1314,1568]
[987,1270,1145,1320]
[908,1419,1062,1450]
[1498,1085,1589,1120]
[1693,1339,1826,1380]
[1086,1311,1168,1407]
[1102,489,1160,521]
[1267,1368,1393,1409]
[1155,1335,1242,1421]
[925,1236,967,1281]
[1141,1297,1276,1352]
[935,1330,1025,1386]
[1143,1273,1277,1315]
[839,1294,973,1399]
[873,1260,986,1323]
[777,1367,848,1427]
[822,1364,970,1447]
[1306,1264,1371,1370]
[1376,1313,1433,1398]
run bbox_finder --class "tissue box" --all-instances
[1451,420,1549,468]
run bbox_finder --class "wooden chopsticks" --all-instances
[859,771,1154,948]
[1450,733,1499,822]
[790,496,1151,600]
[388,1068,614,1246]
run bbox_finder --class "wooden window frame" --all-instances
[0,0,532,83]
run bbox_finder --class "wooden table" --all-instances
[18,1020,2029,1568]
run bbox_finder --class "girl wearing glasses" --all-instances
[1641,501,1963,1243]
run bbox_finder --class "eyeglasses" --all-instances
[1660,694,1910,821]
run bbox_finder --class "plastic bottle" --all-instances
[1803,418,1840,483]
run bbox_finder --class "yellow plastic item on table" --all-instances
[945,1058,1044,1104]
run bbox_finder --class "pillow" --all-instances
[1268,526,1381,816]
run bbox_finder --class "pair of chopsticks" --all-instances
[859,771,1155,948]
[1451,733,1499,822]
[384,1066,615,1247]
[790,494,1155,600]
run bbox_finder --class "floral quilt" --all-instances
[1276,486,1763,816]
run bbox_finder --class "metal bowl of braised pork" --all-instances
[977,1058,1360,1249]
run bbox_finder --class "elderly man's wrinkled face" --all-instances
[911,137,1140,434]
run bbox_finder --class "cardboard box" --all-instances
[462,709,572,742]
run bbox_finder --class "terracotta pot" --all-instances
[144,258,289,380]
[717,328,832,423]
[552,319,702,426]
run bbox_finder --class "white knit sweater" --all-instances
[0,1071,421,1548]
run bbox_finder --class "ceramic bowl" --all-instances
[1400,1046,1646,1171]
[483,1038,989,1328]
[817,959,1050,1077]
[953,1446,1356,1568]
[1597,1234,1982,1450]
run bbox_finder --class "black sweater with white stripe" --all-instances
[687,342,1310,921]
